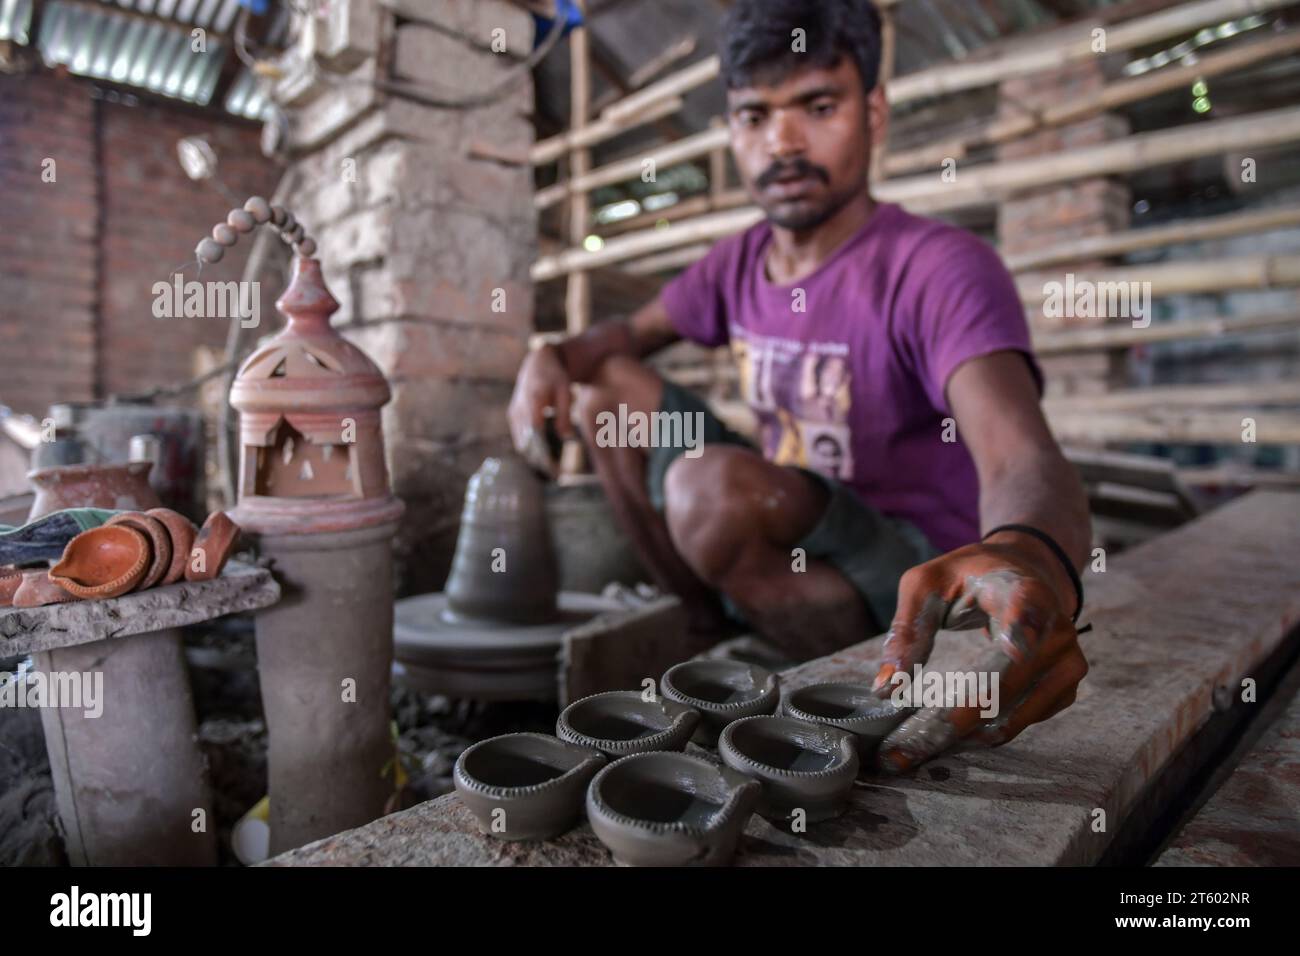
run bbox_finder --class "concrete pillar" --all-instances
[275,0,538,594]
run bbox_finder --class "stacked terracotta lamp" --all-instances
[219,196,405,855]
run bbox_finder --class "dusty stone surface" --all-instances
[1154,682,1300,866]
[269,492,1300,866]
[0,703,64,866]
[0,561,279,656]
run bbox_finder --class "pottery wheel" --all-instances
[392,591,623,702]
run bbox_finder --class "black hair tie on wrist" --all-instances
[982,523,1085,626]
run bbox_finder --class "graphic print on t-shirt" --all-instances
[729,324,854,482]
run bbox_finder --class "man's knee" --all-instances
[663,447,767,583]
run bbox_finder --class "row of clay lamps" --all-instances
[1,511,240,609]
[195,196,316,265]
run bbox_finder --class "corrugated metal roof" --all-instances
[4,0,290,119]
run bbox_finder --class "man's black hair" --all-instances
[720,0,883,93]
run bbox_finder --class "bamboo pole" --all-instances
[533,205,763,281]
[566,3,592,336]
[1032,311,1300,354]
[1045,408,1300,445]
[885,28,1300,176]
[536,125,730,210]
[1008,204,1300,273]
[533,105,1300,280]
[531,95,684,165]
[622,244,713,275]
[878,104,1300,214]
[886,0,1296,104]
[1043,380,1300,412]
[1018,254,1300,308]
[599,188,749,237]
[600,56,721,126]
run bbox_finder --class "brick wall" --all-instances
[0,70,279,417]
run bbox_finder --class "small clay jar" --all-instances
[0,567,22,607]
[13,569,81,608]
[660,660,780,747]
[782,682,910,764]
[719,715,859,823]
[27,461,161,521]
[49,525,151,599]
[443,454,559,624]
[557,690,700,758]
[146,508,198,585]
[586,751,761,866]
[185,511,240,582]
[453,732,605,841]
[105,512,172,590]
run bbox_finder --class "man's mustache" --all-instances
[756,158,829,189]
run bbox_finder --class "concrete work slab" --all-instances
[269,491,1300,866]
[0,561,280,657]
[1154,681,1300,866]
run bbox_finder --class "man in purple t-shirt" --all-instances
[510,0,1091,771]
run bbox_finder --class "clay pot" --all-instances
[661,660,781,747]
[444,454,559,624]
[718,715,859,823]
[782,682,910,764]
[27,461,161,521]
[49,525,151,599]
[146,508,198,585]
[586,751,761,866]
[557,690,701,758]
[13,569,81,607]
[185,511,240,582]
[453,732,605,841]
[2,567,27,607]
[105,512,172,590]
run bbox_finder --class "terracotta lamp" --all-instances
[221,196,403,856]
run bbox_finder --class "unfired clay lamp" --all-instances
[226,199,404,855]
[105,512,172,590]
[557,690,701,757]
[454,732,605,841]
[661,660,780,746]
[586,751,761,866]
[12,569,80,607]
[782,682,910,764]
[50,524,151,599]
[1,567,23,607]
[719,715,859,822]
[185,511,240,582]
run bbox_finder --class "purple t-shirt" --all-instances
[660,201,1039,553]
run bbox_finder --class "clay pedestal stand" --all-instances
[229,255,404,855]
[22,463,220,865]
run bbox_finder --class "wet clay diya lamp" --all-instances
[719,715,859,822]
[557,690,700,757]
[661,659,780,746]
[49,524,151,600]
[146,508,198,585]
[185,511,240,582]
[105,512,172,590]
[586,751,761,867]
[782,681,910,764]
[454,732,605,841]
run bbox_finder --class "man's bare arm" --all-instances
[508,295,680,452]
[948,350,1091,589]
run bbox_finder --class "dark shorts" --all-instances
[646,381,941,632]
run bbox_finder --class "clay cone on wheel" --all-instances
[445,454,558,624]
